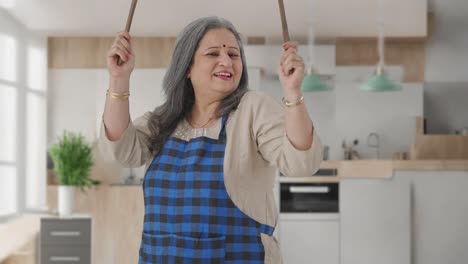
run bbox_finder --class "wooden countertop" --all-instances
[326,159,468,178]
[280,160,468,183]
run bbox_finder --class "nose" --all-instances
[218,51,233,67]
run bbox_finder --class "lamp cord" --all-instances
[307,0,316,68]
[378,0,385,69]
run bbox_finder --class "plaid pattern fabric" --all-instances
[139,115,275,264]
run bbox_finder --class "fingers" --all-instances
[282,58,304,76]
[282,41,298,51]
[280,45,297,66]
[113,32,132,54]
[108,45,129,63]
[117,37,131,54]
[107,32,132,63]
[116,31,131,45]
[280,42,304,75]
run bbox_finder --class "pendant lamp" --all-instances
[301,0,331,92]
[302,67,332,92]
[360,0,402,92]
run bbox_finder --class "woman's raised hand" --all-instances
[278,41,305,96]
[107,31,135,79]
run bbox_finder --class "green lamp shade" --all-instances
[301,74,332,92]
[360,73,402,92]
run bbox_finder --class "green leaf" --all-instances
[49,130,100,191]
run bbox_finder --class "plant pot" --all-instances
[58,185,75,216]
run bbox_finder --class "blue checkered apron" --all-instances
[139,115,275,263]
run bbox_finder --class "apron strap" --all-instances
[218,114,229,138]
[258,224,275,236]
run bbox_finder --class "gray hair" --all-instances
[147,16,249,155]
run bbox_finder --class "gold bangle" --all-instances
[282,96,304,107]
[106,89,130,100]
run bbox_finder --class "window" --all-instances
[0,33,18,218]
[0,31,47,218]
[0,33,16,82]
[0,85,16,162]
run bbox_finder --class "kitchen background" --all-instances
[1,0,468,263]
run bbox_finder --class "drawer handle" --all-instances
[289,186,329,193]
[50,256,80,262]
[50,231,81,237]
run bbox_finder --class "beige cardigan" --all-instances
[99,90,323,263]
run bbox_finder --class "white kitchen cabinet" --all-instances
[279,214,339,264]
[395,171,468,264]
[340,177,410,264]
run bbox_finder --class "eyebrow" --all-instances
[204,46,240,51]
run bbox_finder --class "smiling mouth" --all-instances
[213,72,233,79]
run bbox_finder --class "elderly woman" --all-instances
[100,16,322,264]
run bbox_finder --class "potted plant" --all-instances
[49,131,100,216]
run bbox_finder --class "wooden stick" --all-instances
[124,0,138,32]
[278,0,295,75]
[117,0,138,65]
[278,0,290,42]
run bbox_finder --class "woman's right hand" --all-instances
[107,32,135,79]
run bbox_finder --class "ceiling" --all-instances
[2,0,427,39]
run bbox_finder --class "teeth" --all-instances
[215,72,232,77]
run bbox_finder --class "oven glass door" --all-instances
[280,183,339,213]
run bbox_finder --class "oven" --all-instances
[279,168,339,214]
[280,182,339,213]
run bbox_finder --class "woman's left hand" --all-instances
[278,42,305,97]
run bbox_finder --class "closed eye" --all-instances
[206,52,239,58]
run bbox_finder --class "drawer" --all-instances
[41,219,91,246]
[41,246,90,264]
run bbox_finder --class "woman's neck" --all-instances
[189,97,222,128]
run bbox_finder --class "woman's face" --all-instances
[188,28,243,99]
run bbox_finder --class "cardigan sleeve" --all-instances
[251,92,323,177]
[98,111,153,167]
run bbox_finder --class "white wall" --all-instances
[48,70,100,143]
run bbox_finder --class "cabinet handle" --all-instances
[50,231,81,237]
[289,186,329,193]
[50,256,80,262]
